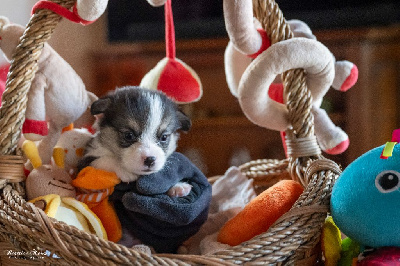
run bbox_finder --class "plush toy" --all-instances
[217,179,304,246]
[339,237,360,266]
[223,0,358,154]
[321,216,344,266]
[56,127,94,176]
[72,166,122,243]
[0,16,98,165]
[22,140,107,240]
[146,0,167,6]
[238,38,337,147]
[140,0,202,103]
[0,20,9,107]
[0,61,8,107]
[331,129,400,250]
[321,216,361,266]
[358,247,400,265]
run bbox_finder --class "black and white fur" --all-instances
[78,86,192,196]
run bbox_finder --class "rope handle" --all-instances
[251,0,324,185]
[252,0,315,139]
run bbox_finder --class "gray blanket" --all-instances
[110,152,212,253]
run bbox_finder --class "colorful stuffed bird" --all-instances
[331,129,400,249]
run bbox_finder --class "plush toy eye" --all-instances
[375,170,400,193]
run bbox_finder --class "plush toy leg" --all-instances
[223,0,264,55]
[224,42,253,97]
[287,19,316,40]
[23,79,48,141]
[313,106,349,155]
[332,60,359,92]
[22,119,48,141]
[91,199,122,243]
[36,121,62,165]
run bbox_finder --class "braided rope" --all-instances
[239,158,289,179]
[253,0,323,185]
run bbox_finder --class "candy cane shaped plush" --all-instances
[0,17,97,164]
[238,38,335,132]
[223,0,357,154]
[140,0,203,103]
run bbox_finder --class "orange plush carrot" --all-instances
[217,179,304,246]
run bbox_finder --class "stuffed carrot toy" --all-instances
[217,179,304,246]
[72,166,122,242]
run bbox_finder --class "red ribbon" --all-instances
[32,1,95,25]
[165,0,176,59]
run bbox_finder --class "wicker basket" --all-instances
[0,0,342,264]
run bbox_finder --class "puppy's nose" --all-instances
[144,156,156,168]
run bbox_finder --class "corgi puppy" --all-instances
[78,86,192,196]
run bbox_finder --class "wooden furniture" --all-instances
[91,25,400,176]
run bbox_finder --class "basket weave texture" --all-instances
[0,0,341,264]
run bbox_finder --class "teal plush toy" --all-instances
[331,129,400,249]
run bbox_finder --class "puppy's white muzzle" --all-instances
[122,142,166,175]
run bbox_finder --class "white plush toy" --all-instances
[0,17,97,164]
[74,0,109,21]
[56,127,94,176]
[146,0,168,7]
[223,0,359,155]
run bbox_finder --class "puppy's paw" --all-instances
[167,182,192,197]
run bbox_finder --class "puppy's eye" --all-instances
[160,134,170,142]
[124,132,136,142]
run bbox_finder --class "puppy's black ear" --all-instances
[177,110,191,132]
[91,98,112,115]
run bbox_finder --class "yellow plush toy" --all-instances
[22,140,107,240]
[29,194,107,240]
[321,216,342,266]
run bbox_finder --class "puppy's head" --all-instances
[91,86,191,176]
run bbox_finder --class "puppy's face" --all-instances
[91,87,190,176]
